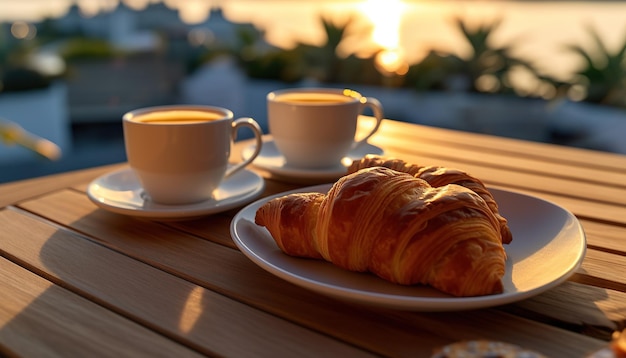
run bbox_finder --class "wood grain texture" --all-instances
[581,220,626,255]
[0,163,123,208]
[500,281,626,340]
[373,120,626,171]
[0,257,202,357]
[0,209,377,358]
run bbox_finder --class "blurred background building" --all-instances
[2,0,626,183]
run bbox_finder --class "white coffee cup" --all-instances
[123,105,263,205]
[267,88,384,168]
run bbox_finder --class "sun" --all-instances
[358,0,408,75]
[359,0,406,50]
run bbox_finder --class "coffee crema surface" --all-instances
[131,110,224,124]
[274,93,355,104]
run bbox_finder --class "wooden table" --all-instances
[1,119,625,357]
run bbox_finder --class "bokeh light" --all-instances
[10,21,36,40]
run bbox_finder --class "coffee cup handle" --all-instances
[352,97,384,150]
[225,117,263,179]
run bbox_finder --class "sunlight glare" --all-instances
[359,0,408,75]
[179,286,204,333]
[359,0,405,50]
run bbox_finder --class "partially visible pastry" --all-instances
[431,340,547,358]
[613,329,626,357]
[588,329,626,358]
[348,155,512,245]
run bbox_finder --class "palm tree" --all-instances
[406,17,560,97]
[300,15,353,83]
[454,17,544,94]
[565,24,626,107]
[299,15,382,84]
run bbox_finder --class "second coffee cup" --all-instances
[267,88,384,168]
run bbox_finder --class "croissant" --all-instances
[255,166,507,297]
[348,155,512,245]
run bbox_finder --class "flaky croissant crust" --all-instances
[348,155,512,245]
[255,166,507,297]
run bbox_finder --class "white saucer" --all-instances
[242,139,384,181]
[87,167,265,220]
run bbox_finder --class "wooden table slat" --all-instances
[580,219,626,255]
[576,249,626,292]
[377,120,626,171]
[0,163,122,208]
[0,257,203,358]
[370,131,626,189]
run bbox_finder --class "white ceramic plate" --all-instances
[242,139,384,181]
[87,167,265,220]
[230,184,586,311]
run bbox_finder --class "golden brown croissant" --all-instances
[255,166,507,297]
[348,155,512,245]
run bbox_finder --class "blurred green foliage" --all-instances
[564,24,626,107]
[1,67,50,92]
[233,16,383,85]
[406,18,538,93]
[0,26,49,93]
[59,37,118,61]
